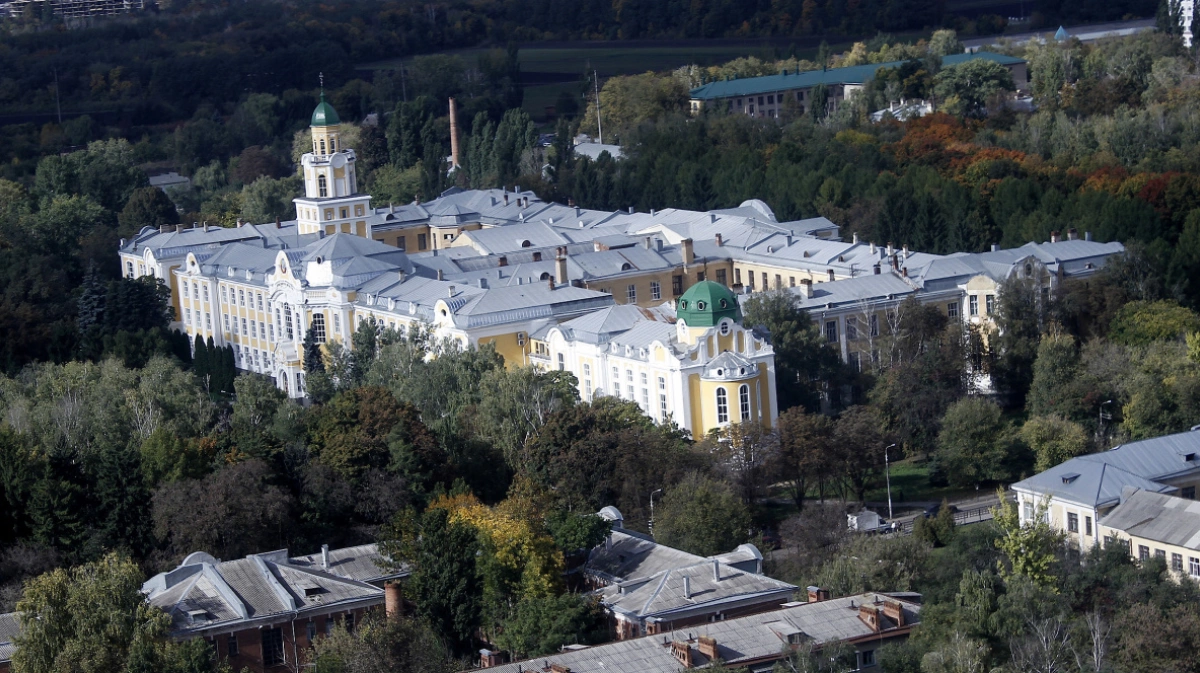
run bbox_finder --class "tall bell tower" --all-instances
[294,83,373,238]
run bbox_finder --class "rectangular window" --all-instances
[583,364,592,399]
[612,367,620,394]
[716,387,729,424]
[1139,545,1150,562]
[626,369,633,384]
[1190,557,1200,576]
[259,321,266,339]
[985,294,996,314]
[418,234,428,250]
[627,284,636,303]
[869,314,879,337]
[557,353,565,371]
[256,293,263,311]
[307,622,317,641]
[825,321,837,343]
[1023,502,1033,522]
[716,269,727,285]
[126,261,134,278]
[1156,549,1167,561]
[227,634,238,658]
[947,302,959,319]
[860,649,875,667]
[658,377,667,416]
[345,612,355,632]
[206,313,211,330]
[747,271,755,289]
[789,276,796,287]
[849,352,861,371]
[1184,486,1197,499]
[262,627,284,666]
[221,287,227,304]
[846,317,857,340]
[672,275,683,295]
[740,384,751,420]
[238,290,245,307]
[185,308,192,325]
[396,237,406,251]
[203,286,209,302]
[697,271,705,281]
[775,274,782,289]
[651,281,661,300]
[761,272,768,290]
[251,321,257,338]
[735,269,742,285]
[1173,553,1184,572]
[333,313,341,335]
[1067,513,1078,533]
[241,318,248,335]
[767,94,774,104]
[232,318,238,335]
[969,295,979,316]
[1085,516,1092,536]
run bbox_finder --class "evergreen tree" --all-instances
[193,335,209,389]
[93,442,152,556]
[76,263,107,359]
[28,458,88,557]
[303,325,325,374]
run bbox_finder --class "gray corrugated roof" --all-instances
[791,271,918,309]
[1100,489,1200,550]
[586,531,706,583]
[1013,429,1200,507]
[0,611,20,664]
[484,592,921,673]
[290,543,409,584]
[601,560,796,618]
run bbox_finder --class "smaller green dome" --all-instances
[311,93,340,127]
[677,280,741,328]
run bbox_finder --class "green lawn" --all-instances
[861,458,979,508]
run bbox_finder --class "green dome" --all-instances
[311,93,340,127]
[677,280,741,328]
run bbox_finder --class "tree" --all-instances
[1109,300,1200,346]
[118,187,177,239]
[933,59,1015,117]
[654,472,750,556]
[776,406,835,509]
[832,405,889,503]
[705,421,779,507]
[94,441,152,556]
[475,365,579,474]
[1023,416,1089,472]
[240,175,300,224]
[1026,332,1086,421]
[936,398,1020,488]
[742,288,843,412]
[12,552,209,673]
[992,276,1046,409]
[493,594,608,659]
[928,29,964,57]
[151,460,293,560]
[381,507,482,656]
[309,612,457,673]
[991,492,1062,588]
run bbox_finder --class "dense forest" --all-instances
[4,5,1200,673]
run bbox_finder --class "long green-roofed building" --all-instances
[688,51,1027,118]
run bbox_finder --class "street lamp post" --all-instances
[649,488,664,538]
[884,443,897,520]
[1099,399,1113,441]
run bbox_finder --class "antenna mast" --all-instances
[594,69,603,145]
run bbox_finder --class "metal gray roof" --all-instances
[1100,489,1200,550]
[0,611,19,664]
[484,592,921,673]
[289,543,408,585]
[601,560,796,619]
[586,531,706,584]
[791,271,918,309]
[1013,429,1200,507]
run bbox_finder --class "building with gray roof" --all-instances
[1013,428,1200,551]
[480,590,920,673]
[1099,488,1200,581]
[140,543,406,672]
[0,611,17,673]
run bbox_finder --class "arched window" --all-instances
[716,387,729,424]
[319,139,326,155]
[739,384,751,420]
[283,303,294,340]
[312,314,326,343]
[318,175,328,198]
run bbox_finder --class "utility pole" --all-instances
[594,69,603,145]
[884,443,897,520]
[649,488,663,538]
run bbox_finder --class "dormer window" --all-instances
[1061,473,1080,484]
[303,585,324,598]
[1186,453,1196,462]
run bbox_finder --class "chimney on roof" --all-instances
[902,244,909,259]
[712,559,720,581]
[786,234,793,246]
[991,243,999,252]
[891,254,899,271]
[1085,231,1093,241]
[886,242,894,256]
[882,600,906,627]
[682,238,695,265]
[697,636,718,660]
[449,98,461,168]
[385,581,403,619]
[902,266,908,277]
[498,256,508,267]
[683,576,692,599]
[437,269,444,281]
[555,247,568,285]
[806,586,830,602]
[651,208,656,216]
[800,278,813,298]
[448,285,456,296]
[567,197,575,207]
[859,604,883,633]
[710,213,717,223]
[547,278,555,291]
[644,237,652,249]
[870,241,876,254]
[852,233,859,244]
[321,544,329,570]
[628,206,634,214]
[504,193,509,206]
[159,224,171,233]
[715,233,723,247]
[873,263,881,275]
[827,269,835,282]
[478,278,488,289]
[1068,228,1078,241]
[275,216,281,229]
[1050,231,1060,243]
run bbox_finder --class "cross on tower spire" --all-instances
[319,72,324,96]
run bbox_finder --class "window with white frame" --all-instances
[312,314,327,343]
[256,293,263,311]
[739,384,751,420]
[659,377,668,417]
[716,387,729,424]
[651,281,661,300]
[238,289,245,306]
[627,284,636,303]
[583,364,592,399]
[333,313,341,335]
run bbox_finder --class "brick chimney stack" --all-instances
[449,98,461,168]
